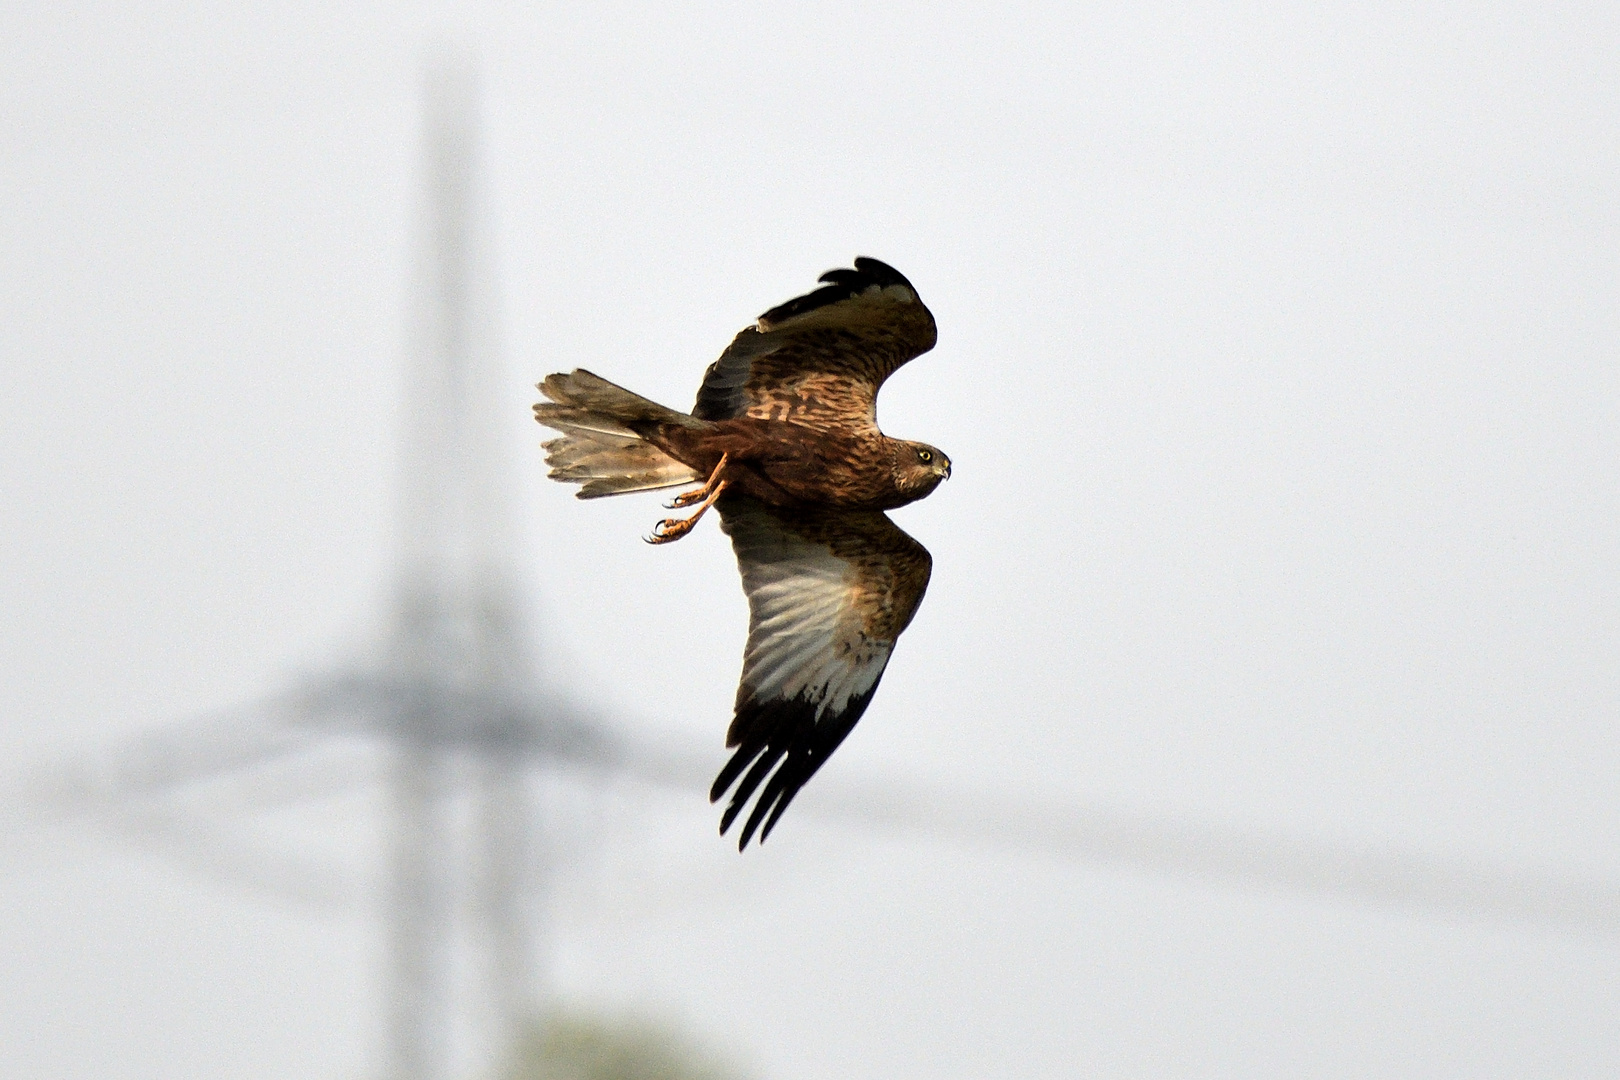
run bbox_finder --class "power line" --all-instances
[31,704,1620,934]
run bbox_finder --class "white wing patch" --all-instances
[712,495,933,847]
[736,541,892,718]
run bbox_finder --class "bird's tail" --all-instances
[533,369,704,499]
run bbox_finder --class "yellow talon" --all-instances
[645,476,730,545]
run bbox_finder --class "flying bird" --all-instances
[533,258,950,847]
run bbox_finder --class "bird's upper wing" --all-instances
[692,257,937,434]
[711,495,933,847]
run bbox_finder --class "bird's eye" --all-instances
[917,449,933,463]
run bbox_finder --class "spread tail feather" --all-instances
[533,369,703,498]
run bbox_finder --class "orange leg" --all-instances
[664,452,730,509]
[647,478,729,544]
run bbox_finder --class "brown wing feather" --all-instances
[710,495,932,848]
[693,258,937,433]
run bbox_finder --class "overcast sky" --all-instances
[3,2,1618,1078]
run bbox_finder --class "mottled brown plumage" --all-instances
[532,258,950,846]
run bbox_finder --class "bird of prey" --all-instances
[533,258,950,848]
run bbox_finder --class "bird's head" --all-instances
[892,440,952,501]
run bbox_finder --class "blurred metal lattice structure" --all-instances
[36,60,613,1080]
[384,60,546,1080]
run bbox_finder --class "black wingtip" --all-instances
[709,684,882,851]
[717,746,780,840]
[709,744,754,804]
[759,257,918,325]
[851,257,914,289]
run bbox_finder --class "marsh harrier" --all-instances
[534,258,949,847]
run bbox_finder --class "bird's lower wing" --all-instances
[712,496,932,848]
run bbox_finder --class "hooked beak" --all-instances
[942,460,952,480]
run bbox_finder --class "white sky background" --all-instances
[3,1,1619,1078]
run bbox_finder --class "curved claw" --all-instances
[646,467,729,547]
[665,483,716,509]
[646,517,688,545]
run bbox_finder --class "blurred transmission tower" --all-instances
[383,58,541,1080]
[67,58,618,1080]
[33,57,630,1080]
